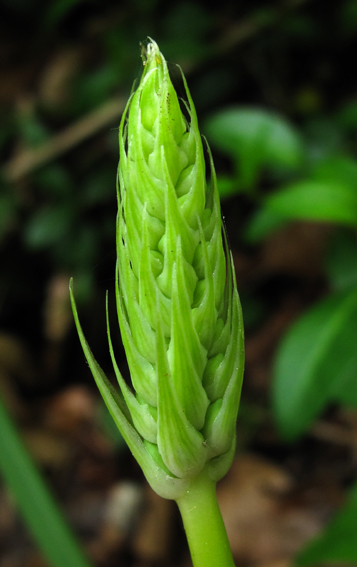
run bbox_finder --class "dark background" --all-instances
[1,1,357,566]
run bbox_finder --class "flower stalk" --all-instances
[176,471,236,567]
[70,38,244,567]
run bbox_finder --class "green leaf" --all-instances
[35,165,73,198]
[297,480,357,566]
[265,180,357,226]
[0,396,93,567]
[163,2,211,40]
[325,229,357,290]
[338,100,357,132]
[312,155,357,188]
[25,206,74,249]
[329,351,357,408]
[204,107,303,188]
[272,288,357,440]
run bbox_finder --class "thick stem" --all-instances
[176,471,236,567]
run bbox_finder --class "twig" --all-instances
[2,0,313,183]
[3,97,125,183]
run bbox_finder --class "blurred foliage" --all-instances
[204,101,357,440]
[203,38,357,567]
[0,395,94,567]
[1,0,357,565]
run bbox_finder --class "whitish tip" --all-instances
[146,37,159,55]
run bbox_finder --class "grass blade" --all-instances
[0,395,94,567]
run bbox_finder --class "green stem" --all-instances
[176,470,236,567]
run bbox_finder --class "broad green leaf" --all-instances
[312,155,357,188]
[325,229,357,290]
[265,180,357,226]
[297,480,357,566]
[204,107,303,188]
[272,288,357,440]
[329,351,357,408]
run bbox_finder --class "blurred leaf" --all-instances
[312,155,357,187]
[251,7,276,27]
[35,165,74,198]
[17,113,49,147]
[281,14,316,40]
[304,118,345,161]
[204,107,303,189]
[329,350,357,408]
[325,229,357,290]
[68,271,94,305]
[337,99,357,132]
[0,396,93,567]
[239,292,267,331]
[272,288,357,440]
[265,180,357,226]
[81,168,115,206]
[103,30,139,77]
[216,175,240,200]
[163,2,211,40]
[160,37,211,64]
[244,208,288,243]
[54,225,99,270]
[297,480,357,566]
[25,206,74,249]
[339,0,357,36]
[72,66,119,112]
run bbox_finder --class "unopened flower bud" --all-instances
[70,39,244,500]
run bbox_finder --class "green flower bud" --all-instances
[70,39,244,500]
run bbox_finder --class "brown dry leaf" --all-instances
[217,454,326,565]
